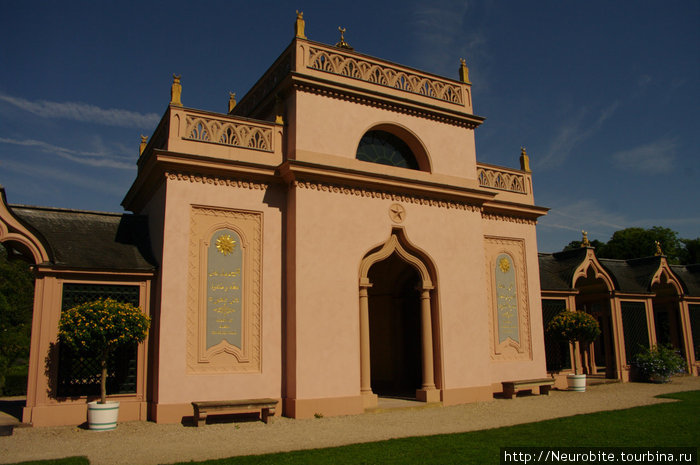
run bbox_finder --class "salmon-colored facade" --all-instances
[0,14,555,426]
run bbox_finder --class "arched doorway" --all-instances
[0,242,35,400]
[570,258,619,381]
[358,229,440,407]
[367,253,422,398]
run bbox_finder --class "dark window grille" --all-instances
[654,308,672,346]
[356,130,419,170]
[57,284,140,397]
[620,301,649,364]
[689,305,700,360]
[542,299,571,372]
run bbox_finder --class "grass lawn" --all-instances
[7,391,699,465]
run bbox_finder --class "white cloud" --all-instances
[0,93,160,128]
[538,197,700,250]
[539,199,628,238]
[536,102,619,170]
[611,138,677,174]
[1,159,126,198]
[0,137,135,170]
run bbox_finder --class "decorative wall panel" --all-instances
[485,237,532,360]
[187,206,262,373]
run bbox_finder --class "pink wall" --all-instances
[154,178,283,407]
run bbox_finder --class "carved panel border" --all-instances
[187,206,263,373]
[484,236,532,361]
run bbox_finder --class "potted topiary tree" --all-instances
[58,298,150,430]
[546,309,601,392]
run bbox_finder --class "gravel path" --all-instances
[2,377,699,465]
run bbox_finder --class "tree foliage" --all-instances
[58,298,150,403]
[680,238,700,265]
[546,310,600,374]
[563,239,605,254]
[563,227,699,265]
[0,244,35,395]
[599,227,682,262]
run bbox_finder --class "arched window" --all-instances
[356,130,420,170]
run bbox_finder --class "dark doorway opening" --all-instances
[368,252,422,399]
[587,303,616,378]
[654,304,684,356]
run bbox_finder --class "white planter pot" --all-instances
[567,374,587,392]
[87,401,120,431]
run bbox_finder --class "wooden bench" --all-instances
[192,398,277,426]
[501,378,555,399]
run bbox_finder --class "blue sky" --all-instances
[1,1,698,253]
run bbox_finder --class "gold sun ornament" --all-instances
[216,234,237,255]
[499,257,511,273]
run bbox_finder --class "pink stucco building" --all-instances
[1,13,560,426]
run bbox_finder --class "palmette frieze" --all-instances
[164,172,537,222]
[308,47,464,105]
[184,115,274,152]
[292,180,481,212]
[165,171,270,191]
[481,212,537,225]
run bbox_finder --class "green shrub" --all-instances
[632,344,686,382]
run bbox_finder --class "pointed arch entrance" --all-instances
[573,266,617,379]
[650,268,687,360]
[358,229,440,408]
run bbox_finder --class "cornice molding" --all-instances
[292,79,483,129]
[481,211,538,226]
[165,170,271,191]
[291,178,481,212]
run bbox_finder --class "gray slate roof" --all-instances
[10,205,156,272]
[670,264,700,296]
[538,248,588,291]
[539,249,699,297]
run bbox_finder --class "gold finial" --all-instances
[170,74,182,106]
[581,230,591,248]
[274,95,284,125]
[139,135,148,156]
[295,10,306,39]
[228,92,236,114]
[335,26,353,50]
[459,58,471,84]
[519,146,531,172]
[655,240,663,256]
